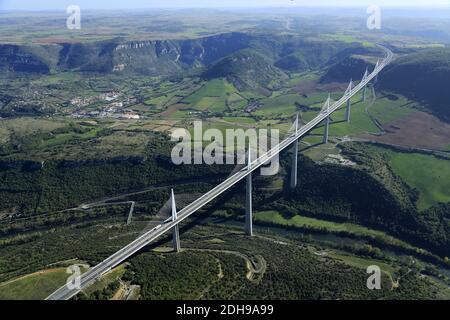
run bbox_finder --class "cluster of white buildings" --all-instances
[70,91,140,120]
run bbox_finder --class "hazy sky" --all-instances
[1,0,449,10]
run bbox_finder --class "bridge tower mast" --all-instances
[245,150,253,237]
[171,189,181,252]
[290,114,299,189]
[362,68,369,102]
[374,59,380,83]
[323,94,331,144]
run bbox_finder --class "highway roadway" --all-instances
[46,46,394,300]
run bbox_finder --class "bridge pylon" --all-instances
[171,189,181,252]
[345,79,353,123]
[290,114,299,189]
[245,150,253,237]
[323,94,331,144]
[374,60,380,83]
[362,68,369,102]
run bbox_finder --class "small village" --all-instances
[70,92,141,120]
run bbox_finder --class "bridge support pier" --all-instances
[245,151,253,237]
[323,95,330,144]
[345,79,352,123]
[171,189,181,252]
[323,116,330,144]
[345,99,351,123]
[290,114,299,189]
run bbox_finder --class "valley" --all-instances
[0,7,449,301]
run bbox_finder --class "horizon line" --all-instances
[1,5,450,12]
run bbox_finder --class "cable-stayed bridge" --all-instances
[47,45,394,300]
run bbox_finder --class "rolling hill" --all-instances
[202,49,288,92]
[320,55,378,83]
[0,32,378,78]
[378,48,450,122]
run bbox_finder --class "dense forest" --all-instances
[0,135,231,216]
[125,226,444,300]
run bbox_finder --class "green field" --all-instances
[255,94,300,116]
[256,210,380,235]
[285,72,321,87]
[327,252,397,279]
[307,96,379,136]
[321,34,375,47]
[254,89,388,136]
[254,211,415,249]
[183,79,237,112]
[0,268,78,300]
[301,141,341,161]
[144,94,175,107]
[254,92,329,118]
[387,152,450,210]
[368,96,416,125]
[0,263,124,300]
[308,93,417,137]
[0,118,67,145]
[41,128,103,147]
[222,116,257,125]
[30,72,82,85]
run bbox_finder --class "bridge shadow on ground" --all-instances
[137,185,244,254]
[299,142,323,152]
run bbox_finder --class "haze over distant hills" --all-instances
[1,0,449,10]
